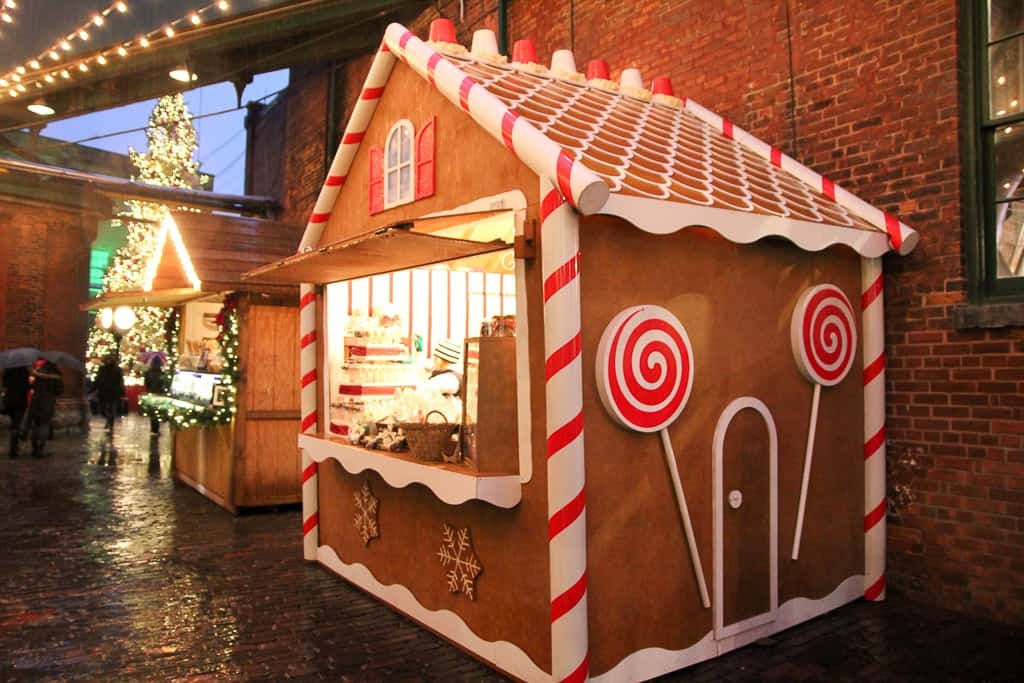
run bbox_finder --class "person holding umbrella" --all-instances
[27,360,63,458]
[3,365,30,458]
[95,354,125,432]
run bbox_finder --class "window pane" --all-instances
[989,35,1023,118]
[388,130,399,166]
[387,170,398,204]
[993,124,1024,201]
[990,0,1024,42]
[996,200,1024,277]
[400,164,412,200]
[400,125,412,163]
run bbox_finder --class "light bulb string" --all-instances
[1,1,233,99]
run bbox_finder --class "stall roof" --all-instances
[294,23,919,260]
[82,209,304,310]
[242,223,511,285]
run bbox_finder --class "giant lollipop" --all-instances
[596,305,710,608]
[789,284,857,560]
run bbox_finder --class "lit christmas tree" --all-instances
[86,94,208,377]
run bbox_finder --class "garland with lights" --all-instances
[140,293,239,430]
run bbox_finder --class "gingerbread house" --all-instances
[86,210,305,512]
[244,19,918,682]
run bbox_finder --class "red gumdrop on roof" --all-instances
[652,77,674,96]
[586,59,610,80]
[429,18,456,43]
[512,39,538,64]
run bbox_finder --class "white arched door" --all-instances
[713,397,778,640]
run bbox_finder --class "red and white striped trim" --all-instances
[540,176,588,682]
[300,284,320,561]
[383,23,609,216]
[295,41,397,561]
[681,98,919,256]
[861,257,886,600]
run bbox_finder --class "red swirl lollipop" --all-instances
[596,305,708,607]
[596,305,693,433]
[789,284,857,559]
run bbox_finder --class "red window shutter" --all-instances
[415,116,436,200]
[369,145,384,214]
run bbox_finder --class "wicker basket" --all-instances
[401,410,457,462]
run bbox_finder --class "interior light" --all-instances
[0,78,6,86]
[0,13,11,23]
[113,306,137,332]
[997,75,1006,85]
[98,308,113,330]
[27,99,55,116]
[169,65,192,82]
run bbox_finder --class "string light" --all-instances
[1,13,11,24]
[0,78,6,86]
[3,1,238,98]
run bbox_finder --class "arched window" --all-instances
[384,120,415,208]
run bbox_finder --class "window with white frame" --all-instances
[385,120,415,208]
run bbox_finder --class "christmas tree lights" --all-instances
[86,94,207,379]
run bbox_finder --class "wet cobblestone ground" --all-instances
[1,416,1022,682]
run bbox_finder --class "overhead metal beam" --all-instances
[0,0,428,132]
[0,158,278,216]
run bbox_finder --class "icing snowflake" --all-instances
[353,480,379,546]
[438,523,482,600]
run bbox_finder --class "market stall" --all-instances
[244,20,919,682]
[86,209,304,512]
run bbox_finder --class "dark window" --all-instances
[965,0,1024,299]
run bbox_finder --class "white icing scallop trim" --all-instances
[318,545,549,682]
[600,194,890,257]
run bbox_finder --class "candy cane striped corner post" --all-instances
[541,176,589,683]
[679,98,919,257]
[296,40,398,561]
[383,23,609,216]
[299,284,320,560]
[862,257,886,601]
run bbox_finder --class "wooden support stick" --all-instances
[660,428,711,608]
[792,382,821,560]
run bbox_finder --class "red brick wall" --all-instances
[0,198,94,395]
[259,0,1023,622]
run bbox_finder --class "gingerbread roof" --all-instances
[297,23,918,259]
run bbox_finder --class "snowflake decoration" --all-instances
[438,523,482,600]
[353,480,379,546]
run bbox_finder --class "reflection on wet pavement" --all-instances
[1,416,1021,681]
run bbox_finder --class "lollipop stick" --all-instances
[792,382,821,560]
[659,428,711,609]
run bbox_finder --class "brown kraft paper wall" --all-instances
[578,216,864,675]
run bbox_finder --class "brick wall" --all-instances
[0,197,94,397]
[257,0,1023,622]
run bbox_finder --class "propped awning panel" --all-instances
[242,225,512,285]
[81,288,206,311]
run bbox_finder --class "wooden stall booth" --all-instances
[86,210,305,512]
[245,20,920,682]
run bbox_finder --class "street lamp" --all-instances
[98,305,137,361]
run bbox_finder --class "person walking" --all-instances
[95,354,125,432]
[27,360,63,458]
[3,365,31,458]
[143,356,165,436]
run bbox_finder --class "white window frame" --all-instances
[384,119,415,209]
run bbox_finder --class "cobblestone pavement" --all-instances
[1,416,1021,682]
